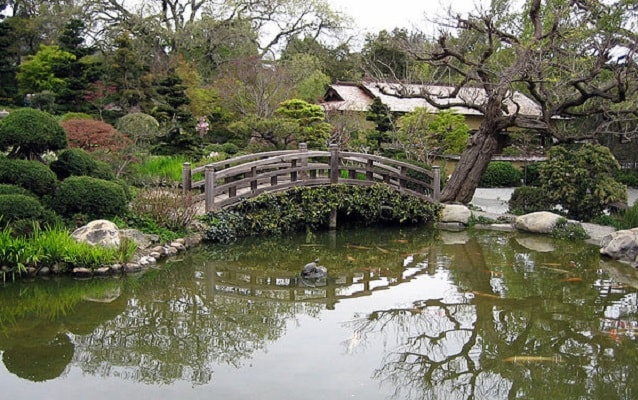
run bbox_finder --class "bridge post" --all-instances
[329,144,340,184]
[432,166,441,201]
[182,162,191,194]
[205,165,216,212]
[298,142,308,181]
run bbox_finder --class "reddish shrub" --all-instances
[61,119,132,152]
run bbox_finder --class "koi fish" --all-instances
[540,266,572,274]
[347,244,372,250]
[376,246,390,254]
[346,255,355,262]
[561,277,583,283]
[393,239,409,244]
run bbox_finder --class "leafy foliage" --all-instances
[479,162,523,188]
[201,184,442,243]
[396,109,469,164]
[508,186,552,215]
[0,157,57,196]
[0,194,44,223]
[550,218,589,241]
[61,119,131,152]
[51,176,128,219]
[0,108,67,159]
[50,148,114,180]
[540,144,627,221]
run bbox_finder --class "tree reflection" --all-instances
[346,233,638,399]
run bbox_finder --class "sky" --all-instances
[326,0,483,36]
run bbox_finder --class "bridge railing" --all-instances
[183,143,441,212]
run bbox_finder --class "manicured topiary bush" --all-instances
[508,186,553,215]
[51,176,128,219]
[0,108,67,159]
[0,158,57,196]
[0,184,37,197]
[0,194,44,222]
[479,161,523,187]
[50,148,97,180]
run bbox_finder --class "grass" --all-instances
[0,224,137,282]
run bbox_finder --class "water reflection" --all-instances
[1,228,638,399]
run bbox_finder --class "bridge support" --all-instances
[329,208,337,230]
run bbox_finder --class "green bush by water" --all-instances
[480,162,523,187]
[201,184,442,243]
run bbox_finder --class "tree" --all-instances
[17,44,75,97]
[396,0,638,203]
[85,0,348,59]
[0,19,18,103]
[365,97,394,151]
[540,144,626,220]
[61,119,130,153]
[115,113,160,149]
[0,108,67,160]
[396,109,469,164]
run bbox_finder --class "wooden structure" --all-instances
[182,143,440,212]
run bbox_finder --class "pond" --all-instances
[1,226,638,400]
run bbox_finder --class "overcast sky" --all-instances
[327,0,483,35]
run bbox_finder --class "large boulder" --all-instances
[514,211,563,234]
[600,228,638,263]
[441,204,471,224]
[119,228,159,250]
[71,219,120,248]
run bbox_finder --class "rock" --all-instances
[124,263,142,273]
[515,236,556,253]
[514,212,563,234]
[170,242,186,251]
[94,267,111,276]
[441,204,472,225]
[37,266,51,276]
[440,230,470,245]
[72,220,120,248]
[73,267,93,278]
[600,228,638,262]
[119,229,160,250]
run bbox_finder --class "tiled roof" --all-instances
[321,82,542,117]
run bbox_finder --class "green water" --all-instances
[1,227,638,399]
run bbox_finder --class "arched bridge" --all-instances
[182,143,441,212]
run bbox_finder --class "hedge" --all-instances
[51,176,128,219]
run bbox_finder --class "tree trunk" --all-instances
[440,128,499,204]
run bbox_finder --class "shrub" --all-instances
[129,186,196,233]
[614,169,638,188]
[540,144,626,221]
[479,162,523,187]
[508,186,553,214]
[50,148,97,180]
[115,112,160,146]
[0,184,37,197]
[0,194,44,222]
[0,158,57,196]
[51,176,128,219]
[550,218,589,241]
[61,119,131,153]
[201,185,442,243]
[60,112,93,122]
[221,142,240,155]
[0,108,67,159]
[522,161,543,186]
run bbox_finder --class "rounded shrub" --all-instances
[0,184,37,197]
[50,148,97,180]
[0,158,57,196]
[51,176,128,219]
[0,194,44,222]
[479,161,523,187]
[60,112,93,122]
[221,142,240,155]
[0,108,67,159]
[508,186,552,215]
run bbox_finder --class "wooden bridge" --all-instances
[182,143,441,212]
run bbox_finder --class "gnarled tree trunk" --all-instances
[440,127,499,204]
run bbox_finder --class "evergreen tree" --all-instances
[0,19,18,104]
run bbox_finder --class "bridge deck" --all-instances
[183,144,440,212]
